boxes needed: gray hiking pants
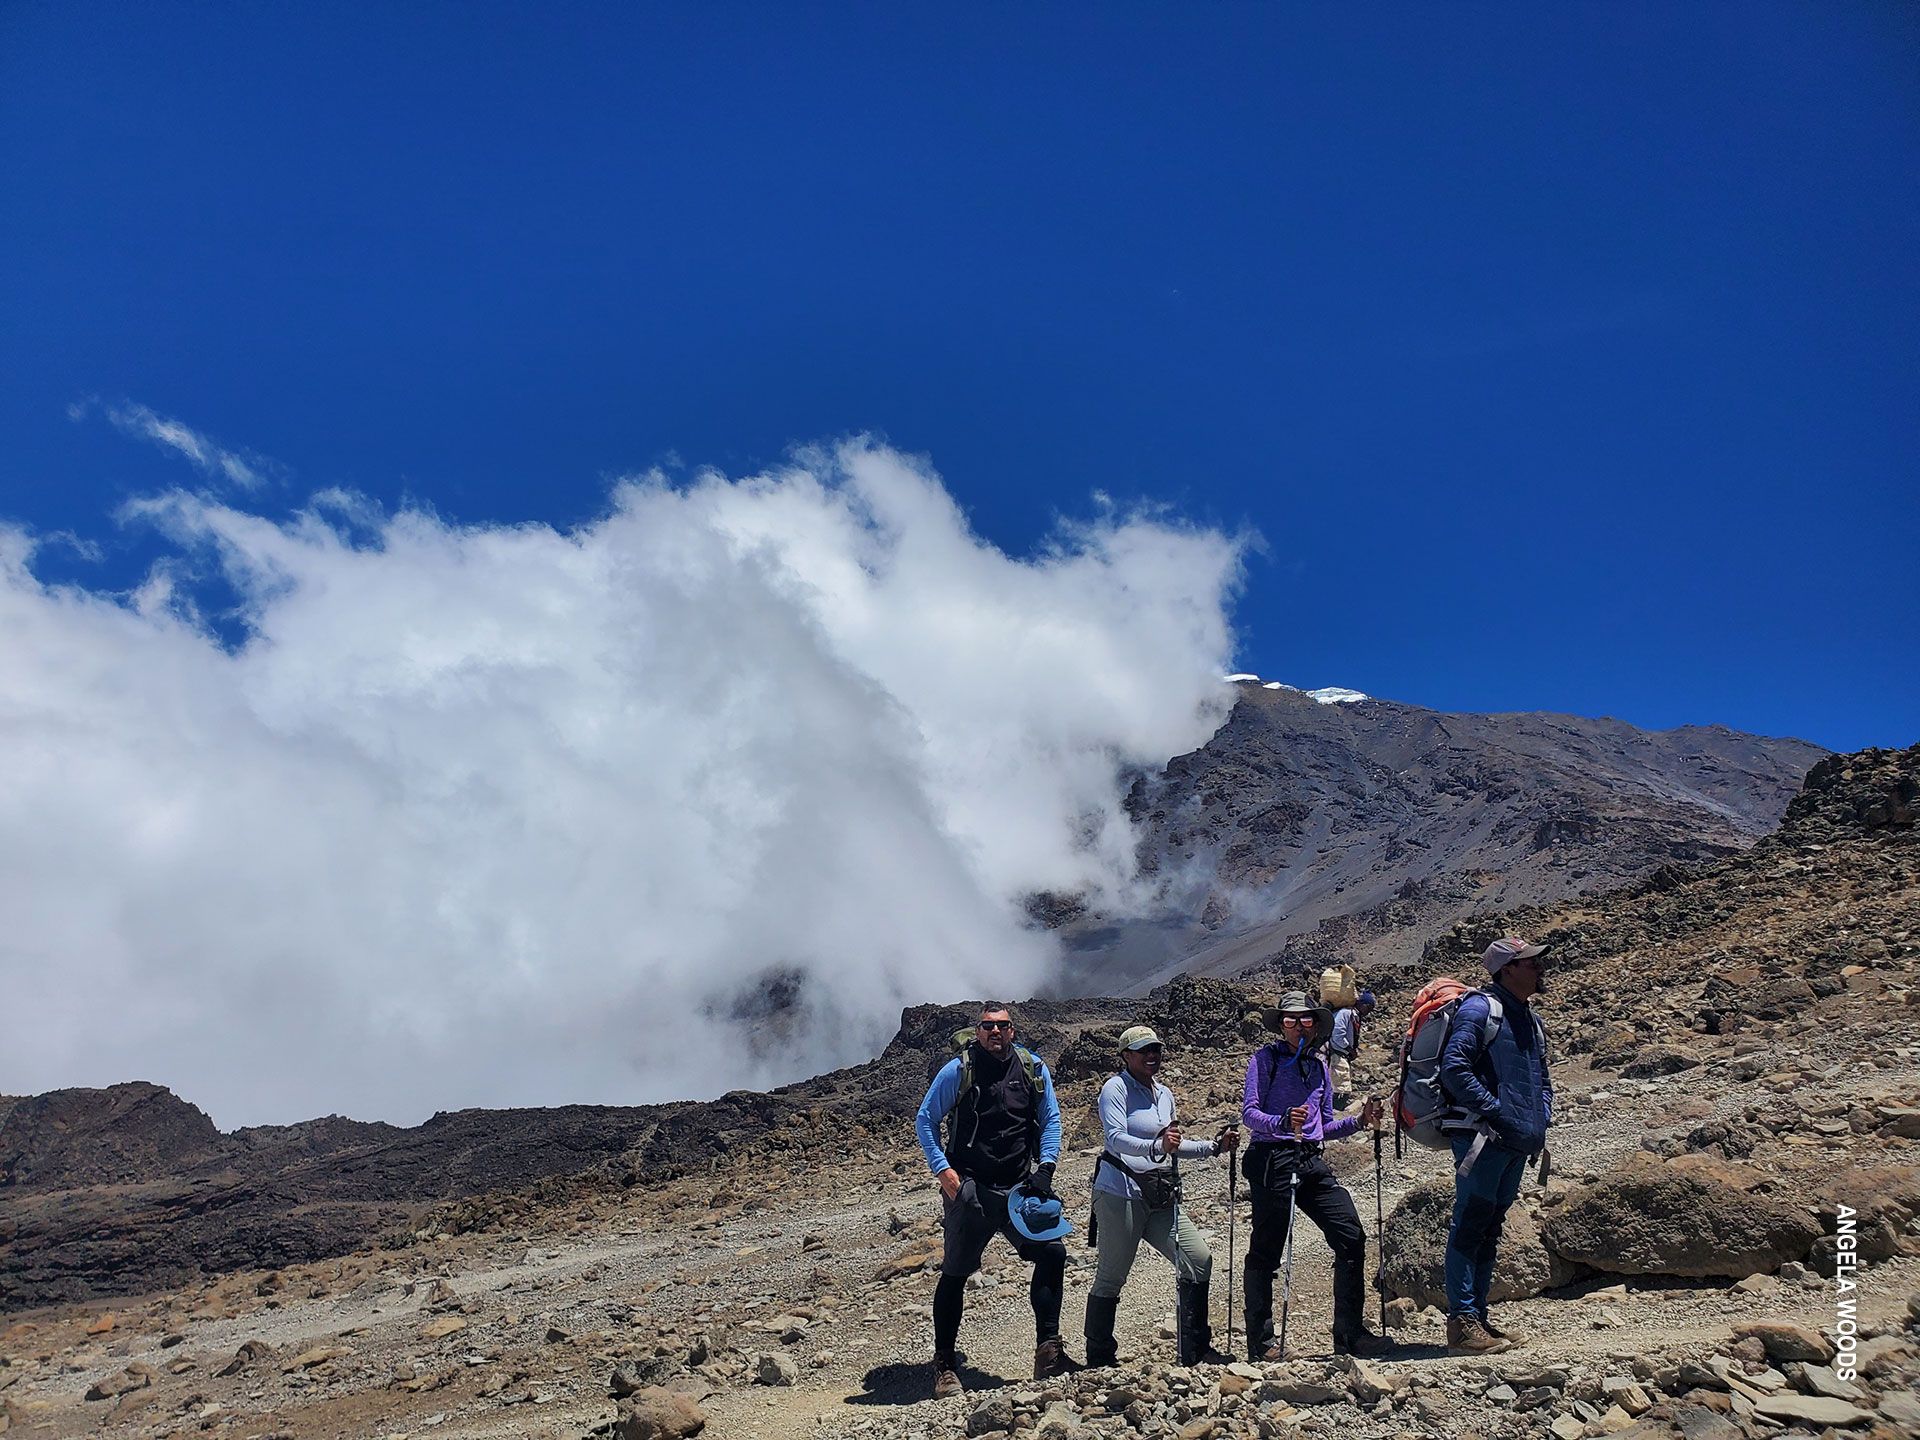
[1089,1189,1212,1299]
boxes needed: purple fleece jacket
[1241,1039,1360,1144]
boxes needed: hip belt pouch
[1103,1152,1181,1210]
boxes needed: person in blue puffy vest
[1438,936,1554,1356]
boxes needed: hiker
[1085,1025,1240,1368]
[915,1002,1081,1397]
[1240,991,1389,1358]
[1439,937,1553,1356]
[1328,991,1376,1105]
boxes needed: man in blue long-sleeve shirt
[1240,991,1387,1358]
[915,1002,1076,1396]
[1438,937,1554,1356]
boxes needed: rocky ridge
[1059,685,1826,989]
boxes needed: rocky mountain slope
[0,742,1914,1440]
[1056,684,1827,991]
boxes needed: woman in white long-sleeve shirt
[1085,1025,1239,1367]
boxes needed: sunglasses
[1279,1016,1307,1027]
[976,1020,1013,1031]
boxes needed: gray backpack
[1391,978,1507,1156]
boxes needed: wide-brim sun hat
[1007,1181,1074,1243]
[1259,989,1318,1032]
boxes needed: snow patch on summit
[1224,675,1370,704]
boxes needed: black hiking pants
[1241,1143,1366,1354]
[932,1178,1066,1354]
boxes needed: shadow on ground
[850,1357,1009,1406]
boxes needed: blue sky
[4,2,1915,752]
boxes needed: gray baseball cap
[1482,936,1547,975]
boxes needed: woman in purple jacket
[1240,991,1387,1358]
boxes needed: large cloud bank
[1,443,1240,1126]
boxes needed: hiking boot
[1333,1328,1393,1358]
[932,1354,963,1399]
[1445,1314,1510,1356]
[1083,1295,1120,1369]
[1174,1278,1232,1367]
[1033,1337,1083,1379]
[1478,1310,1525,1346]
[1257,1342,1291,1362]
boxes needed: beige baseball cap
[1117,1025,1163,1051]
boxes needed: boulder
[1378,1180,1588,1308]
[1145,975,1252,1050]
[1590,1024,1641,1069]
[967,1394,1016,1435]
[1033,1403,1079,1439]
[1671,1405,1741,1440]
[1541,1154,1821,1277]
[1731,1320,1834,1365]
[1620,1044,1701,1079]
[214,1340,272,1378]
[1752,1392,1873,1428]
[1345,1359,1397,1405]
[1258,1369,1347,1406]
[752,1353,798,1387]
[1052,1029,1123,1085]
[1788,1362,1865,1401]
[613,1387,706,1440]
[1881,1392,1920,1427]
[83,1366,150,1402]
[281,1345,351,1371]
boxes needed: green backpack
[947,1027,1045,1159]
[949,1026,1044,1098]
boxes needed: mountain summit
[1055,682,1827,989]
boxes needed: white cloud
[0,442,1241,1126]
[72,398,276,489]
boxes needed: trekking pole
[1372,1104,1386,1333]
[1225,1141,1237,1361]
[1277,1111,1302,1359]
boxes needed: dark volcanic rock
[0,1082,225,1188]
[0,992,1151,1310]
[1783,746,1919,836]
[1077,687,1826,985]
[1377,1179,1588,1309]
[1619,1043,1702,1078]
[1542,1154,1823,1278]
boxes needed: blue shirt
[915,1050,1063,1176]
[1093,1071,1216,1200]
[1330,1007,1360,1058]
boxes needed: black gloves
[1028,1162,1057,1201]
